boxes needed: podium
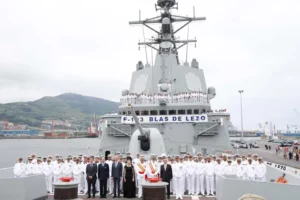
[52,182,80,200]
[142,181,168,200]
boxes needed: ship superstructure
[99,0,231,157]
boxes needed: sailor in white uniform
[41,157,47,168]
[224,160,235,175]
[105,155,113,194]
[255,157,266,182]
[203,93,207,103]
[235,158,245,179]
[31,154,37,165]
[147,155,159,178]
[26,157,35,176]
[186,155,196,195]
[82,155,89,194]
[62,157,73,177]
[34,158,44,175]
[245,158,256,181]
[196,156,206,196]
[168,94,172,103]
[199,91,203,103]
[204,157,215,196]
[73,157,84,192]
[241,155,248,166]
[214,158,224,193]
[53,157,63,183]
[43,159,54,193]
[184,92,189,103]
[252,154,259,167]
[14,157,26,178]
[136,156,147,198]
[172,155,183,199]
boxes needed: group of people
[279,146,300,161]
[120,91,208,105]
[14,152,267,199]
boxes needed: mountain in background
[0,93,119,127]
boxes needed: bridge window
[169,110,176,115]
[178,110,185,115]
[135,110,140,116]
[194,109,199,114]
[150,110,158,115]
[159,110,167,115]
[141,110,149,115]
[187,109,192,114]
[128,111,131,115]
[122,111,126,115]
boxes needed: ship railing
[120,96,208,105]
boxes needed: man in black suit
[160,157,173,199]
[86,156,98,198]
[98,156,109,198]
[111,156,123,198]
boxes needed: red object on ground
[59,177,74,182]
[139,171,144,174]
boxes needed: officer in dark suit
[160,157,173,199]
[111,156,123,198]
[98,157,109,198]
[86,156,98,198]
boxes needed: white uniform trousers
[213,174,216,193]
[179,176,185,199]
[53,174,61,183]
[138,178,144,198]
[187,175,195,194]
[120,177,123,191]
[173,178,182,199]
[170,179,173,193]
[45,175,53,192]
[185,175,189,192]
[196,174,205,195]
[80,174,85,192]
[205,175,214,195]
[74,174,83,192]
[84,174,88,193]
[108,177,113,194]
[96,178,100,192]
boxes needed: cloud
[0,0,300,130]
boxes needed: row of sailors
[14,153,266,198]
[133,153,266,199]
[120,91,208,105]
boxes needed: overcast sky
[0,0,299,130]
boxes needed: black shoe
[87,196,91,199]
[167,196,170,199]
[93,195,95,198]
[113,196,117,198]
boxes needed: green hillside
[0,93,119,127]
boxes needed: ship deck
[47,194,216,200]
[238,141,300,169]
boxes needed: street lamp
[238,90,244,139]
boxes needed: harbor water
[0,138,100,168]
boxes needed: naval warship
[99,0,231,157]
